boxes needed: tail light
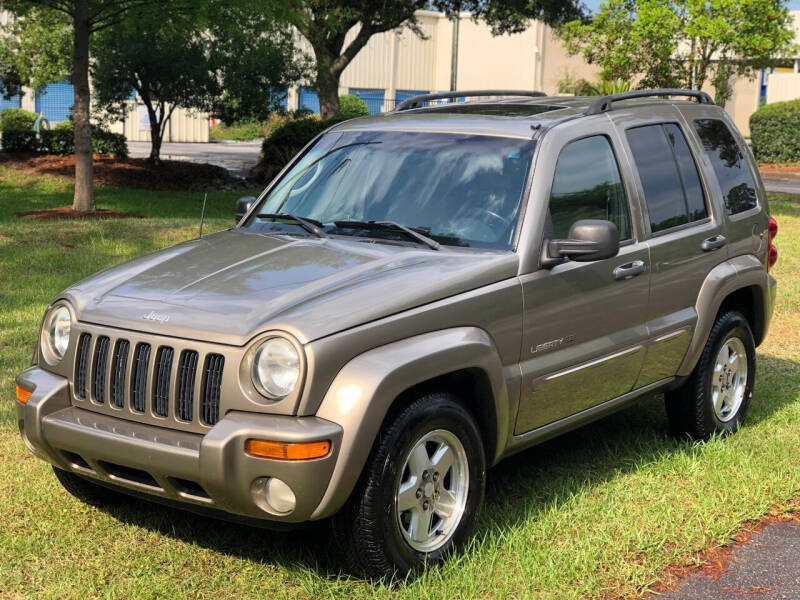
[767,216,778,271]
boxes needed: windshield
[242,130,535,250]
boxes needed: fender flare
[678,254,770,376]
[310,326,509,519]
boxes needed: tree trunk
[71,0,94,212]
[146,102,162,165]
[315,61,341,120]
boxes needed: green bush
[1,120,128,157]
[0,108,38,133]
[210,120,266,141]
[251,96,369,181]
[750,99,800,163]
[338,94,369,119]
[0,130,45,152]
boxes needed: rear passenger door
[612,109,726,387]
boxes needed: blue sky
[581,0,800,11]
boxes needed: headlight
[251,337,301,398]
[45,305,71,361]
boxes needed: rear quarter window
[692,118,757,215]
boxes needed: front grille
[201,354,224,426]
[91,336,111,403]
[110,340,129,408]
[176,351,199,422]
[74,333,91,399]
[152,347,174,417]
[72,331,224,429]
[131,343,151,413]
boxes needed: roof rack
[394,90,547,111]
[585,89,714,115]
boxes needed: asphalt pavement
[127,140,262,178]
[762,178,800,195]
[659,520,800,599]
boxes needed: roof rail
[394,90,547,111]
[585,88,714,115]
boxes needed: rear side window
[693,118,757,215]
[548,135,631,240]
[626,123,708,233]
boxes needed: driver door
[515,127,651,435]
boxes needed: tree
[3,0,164,212]
[208,3,310,125]
[286,0,584,119]
[559,0,797,105]
[92,5,219,163]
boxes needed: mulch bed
[759,162,800,180]
[0,152,249,191]
[17,206,144,221]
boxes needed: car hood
[62,230,519,346]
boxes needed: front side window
[547,135,631,240]
[693,118,757,215]
[626,123,708,233]
[243,131,535,250]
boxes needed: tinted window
[664,124,707,221]
[693,119,757,214]
[627,125,689,232]
[548,135,630,240]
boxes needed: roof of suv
[330,93,718,140]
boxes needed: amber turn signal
[15,385,32,404]
[245,438,331,460]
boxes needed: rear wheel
[333,392,486,579]
[666,310,756,439]
[52,466,123,508]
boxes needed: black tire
[52,466,124,508]
[332,392,486,579]
[666,310,756,440]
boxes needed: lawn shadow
[91,353,799,582]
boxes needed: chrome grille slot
[201,354,224,426]
[110,340,130,408]
[74,333,92,399]
[91,336,111,404]
[176,350,198,422]
[152,346,174,417]
[131,343,151,413]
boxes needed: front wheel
[666,310,756,439]
[333,393,486,579]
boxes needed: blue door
[349,88,385,115]
[299,87,320,114]
[0,94,21,112]
[35,82,74,122]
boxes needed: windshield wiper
[333,220,440,251]
[255,213,328,238]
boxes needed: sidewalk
[126,140,262,178]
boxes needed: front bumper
[15,366,342,523]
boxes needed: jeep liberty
[15,89,778,578]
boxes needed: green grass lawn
[1,165,799,599]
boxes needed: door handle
[613,260,646,280]
[701,234,727,252]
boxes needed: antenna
[198,192,208,238]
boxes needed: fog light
[15,385,32,404]
[252,476,296,514]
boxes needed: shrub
[338,94,369,119]
[251,96,367,181]
[1,119,128,157]
[0,108,38,133]
[750,99,800,163]
[210,120,266,141]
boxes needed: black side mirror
[542,219,620,266]
[235,196,257,222]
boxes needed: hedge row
[1,123,128,158]
[750,98,800,164]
